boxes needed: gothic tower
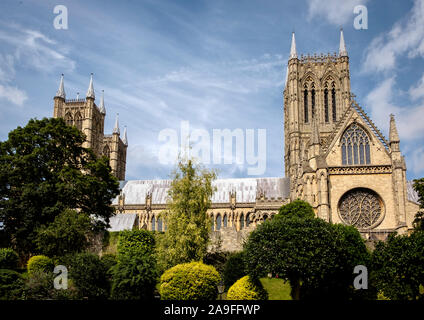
[53,74,128,180]
[283,30,351,199]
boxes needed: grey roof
[108,213,137,232]
[113,177,290,205]
[407,180,420,204]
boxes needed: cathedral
[53,74,128,180]
[54,31,420,251]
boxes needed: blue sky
[0,0,423,181]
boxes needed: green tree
[412,178,424,231]
[371,231,424,300]
[110,230,158,300]
[276,199,315,220]
[35,209,93,257]
[156,158,216,271]
[0,118,120,257]
[244,214,371,300]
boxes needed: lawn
[260,277,292,300]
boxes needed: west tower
[53,74,128,180]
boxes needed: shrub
[0,269,24,300]
[62,252,109,299]
[223,251,246,289]
[27,255,54,275]
[24,270,79,300]
[160,262,220,300]
[117,230,155,258]
[0,248,19,269]
[226,276,268,300]
[110,252,158,300]
[101,253,117,273]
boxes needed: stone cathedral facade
[108,31,419,251]
[53,74,128,180]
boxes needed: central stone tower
[283,30,352,197]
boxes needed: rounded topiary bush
[27,255,54,275]
[0,248,19,269]
[226,276,268,300]
[160,262,220,300]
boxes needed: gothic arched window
[151,216,155,231]
[324,87,329,123]
[332,82,337,122]
[304,85,309,123]
[311,83,316,118]
[216,214,221,231]
[157,217,163,232]
[245,213,250,227]
[341,124,370,165]
[240,213,244,229]
[103,145,110,159]
[74,112,83,131]
[64,112,73,126]
[223,214,227,228]
[338,188,383,229]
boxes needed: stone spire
[389,114,400,143]
[86,73,95,99]
[122,126,128,146]
[99,90,106,114]
[55,74,66,99]
[113,113,120,135]
[339,28,348,57]
[290,32,297,59]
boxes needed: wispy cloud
[362,0,424,73]
[307,0,369,25]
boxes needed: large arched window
[240,213,244,229]
[245,213,250,227]
[223,214,227,228]
[341,124,370,165]
[311,83,316,118]
[338,188,383,229]
[157,217,163,232]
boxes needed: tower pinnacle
[113,113,120,135]
[339,28,348,57]
[123,126,128,146]
[389,114,400,143]
[99,90,106,114]
[86,73,95,99]
[55,74,66,99]
[290,32,297,59]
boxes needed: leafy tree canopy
[0,117,119,256]
[371,231,424,300]
[244,215,371,300]
[276,199,315,220]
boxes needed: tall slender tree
[156,157,216,272]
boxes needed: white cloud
[0,84,28,106]
[409,73,424,101]
[307,0,369,25]
[363,0,424,73]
